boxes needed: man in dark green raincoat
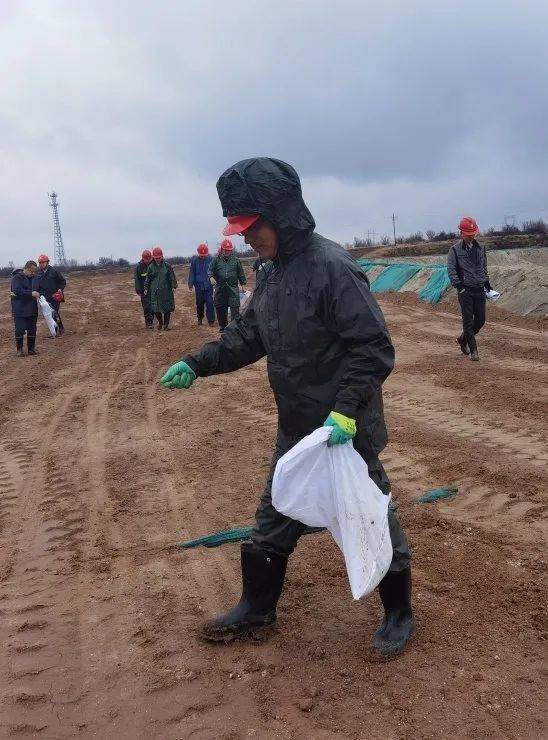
[160,158,415,657]
[145,246,178,330]
[209,238,247,330]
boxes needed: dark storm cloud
[0,0,546,264]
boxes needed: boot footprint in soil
[372,568,416,657]
[201,542,287,642]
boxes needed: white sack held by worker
[239,289,252,308]
[272,426,393,600]
[38,295,58,337]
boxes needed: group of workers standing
[9,254,66,356]
[134,239,248,332]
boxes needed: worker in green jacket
[144,246,178,330]
[209,239,246,330]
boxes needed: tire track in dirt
[386,391,548,470]
[382,442,547,545]
[0,389,91,736]
[115,351,271,736]
[124,351,315,738]
[1,271,546,738]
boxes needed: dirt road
[0,268,546,739]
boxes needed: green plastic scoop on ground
[176,527,253,549]
[415,487,458,504]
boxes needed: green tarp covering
[369,264,422,293]
[419,268,452,304]
[356,258,451,304]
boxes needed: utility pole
[392,214,397,245]
[48,191,68,265]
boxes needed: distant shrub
[425,230,436,241]
[500,224,521,235]
[522,219,546,235]
[405,231,424,243]
[433,230,457,241]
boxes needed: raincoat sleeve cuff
[183,357,201,377]
[333,401,359,419]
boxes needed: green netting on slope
[369,264,422,293]
[357,258,451,304]
[419,268,452,304]
[359,260,375,273]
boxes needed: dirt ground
[0,267,546,739]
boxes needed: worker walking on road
[448,217,492,361]
[33,254,66,336]
[11,260,39,357]
[160,157,414,657]
[134,249,154,328]
[145,247,178,331]
[188,243,215,326]
[209,239,247,330]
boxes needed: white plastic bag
[38,295,58,337]
[272,427,392,599]
[239,289,252,308]
[485,289,500,301]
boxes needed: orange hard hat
[152,246,163,258]
[459,216,479,237]
[38,254,50,263]
[220,239,234,253]
[142,249,152,263]
[197,243,209,256]
[222,214,260,236]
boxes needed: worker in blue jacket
[10,260,39,357]
[188,243,215,326]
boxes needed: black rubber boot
[470,350,480,361]
[27,336,38,355]
[372,568,415,656]
[456,335,469,355]
[201,542,288,643]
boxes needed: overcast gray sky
[1,0,547,265]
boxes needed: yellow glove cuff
[330,411,357,436]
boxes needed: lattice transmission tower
[48,191,68,265]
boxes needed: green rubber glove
[324,411,357,446]
[161,360,196,390]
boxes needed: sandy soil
[0,267,546,739]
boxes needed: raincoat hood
[216,157,316,259]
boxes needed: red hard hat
[197,243,209,256]
[142,249,152,263]
[38,254,50,263]
[220,238,234,253]
[222,214,260,236]
[459,216,479,237]
[152,246,163,258]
